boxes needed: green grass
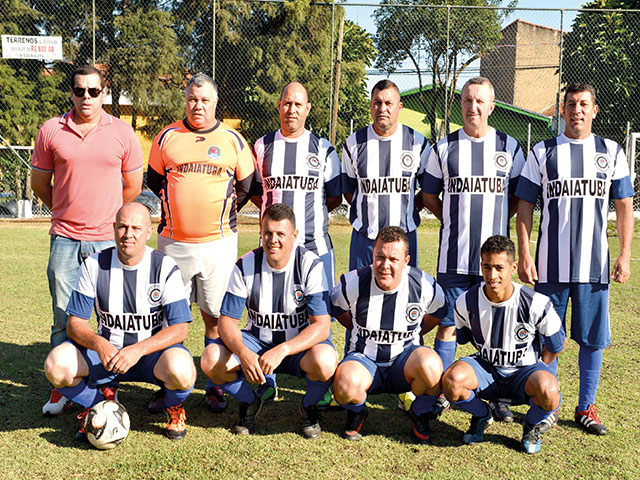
[1,219,639,479]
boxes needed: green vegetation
[0,219,639,479]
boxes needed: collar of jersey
[182,118,221,134]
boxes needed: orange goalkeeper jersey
[148,119,255,242]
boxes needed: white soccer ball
[84,400,130,450]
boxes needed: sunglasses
[72,87,103,98]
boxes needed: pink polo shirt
[32,109,143,241]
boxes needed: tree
[561,1,640,144]
[374,0,513,142]
[173,0,375,145]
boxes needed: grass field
[1,218,639,480]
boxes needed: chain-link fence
[1,2,639,218]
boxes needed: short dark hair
[263,203,296,229]
[481,235,515,263]
[186,73,218,97]
[563,83,596,105]
[71,65,105,90]
[374,226,409,256]
[371,79,400,98]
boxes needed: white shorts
[157,233,238,318]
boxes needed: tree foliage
[561,1,640,144]
[374,0,513,142]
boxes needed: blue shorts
[535,282,610,348]
[71,340,191,388]
[341,345,424,394]
[437,272,484,328]
[348,228,418,271]
[216,331,336,378]
[460,355,555,405]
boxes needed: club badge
[294,285,305,305]
[594,153,610,172]
[406,304,423,324]
[208,146,221,160]
[401,152,414,170]
[147,285,162,306]
[514,324,529,342]
[494,152,510,170]
[307,154,320,169]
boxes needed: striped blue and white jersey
[341,124,429,239]
[454,283,565,374]
[220,245,330,345]
[515,134,634,284]
[422,128,525,276]
[331,266,447,363]
[66,246,192,349]
[254,129,341,256]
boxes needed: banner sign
[2,35,63,60]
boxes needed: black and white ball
[84,400,130,450]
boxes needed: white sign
[1,35,63,60]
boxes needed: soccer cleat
[427,393,450,420]
[100,385,118,402]
[233,392,263,435]
[300,403,322,439]
[256,382,279,404]
[316,389,334,411]
[539,410,559,434]
[489,401,514,423]
[165,404,187,440]
[462,408,494,444]
[522,421,542,454]
[408,406,432,444]
[42,388,73,416]
[205,386,228,413]
[575,404,608,435]
[75,408,90,441]
[342,406,368,441]
[397,391,416,412]
[147,387,165,414]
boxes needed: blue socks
[303,378,332,408]
[59,380,104,408]
[411,394,438,416]
[339,400,366,413]
[219,376,255,404]
[434,339,457,371]
[164,386,193,408]
[578,346,602,411]
[454,390,489,417]
[525,394,561,425]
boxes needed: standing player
[43,203,197,440]
[342,79,429,270]
[331,226,448,443]
[147,73,255,413]
[200,204,336,438]
[252,82,342,401]
[421,77,525,420]
[32,65,144,415]
[442,235,565,454]
[516,83,634,435]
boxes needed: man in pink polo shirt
[31,64,144,415]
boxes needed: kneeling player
[44,203,197,441]
[331,226,448,443]
[442,235,565,454]
[200,203,337,438]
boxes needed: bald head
[281,82,308,103]
[278,82,311,138]
[114,202,153,265]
